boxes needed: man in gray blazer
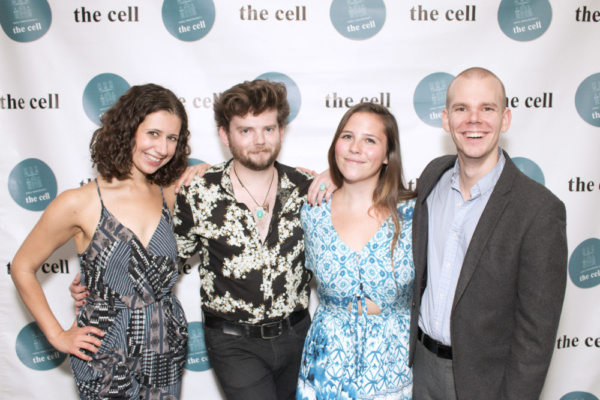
[409,67,567,399]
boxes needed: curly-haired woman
[12,84,190,399]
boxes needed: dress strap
[159,186,169,209]
[93,178,105,209]
[159,186,174,225]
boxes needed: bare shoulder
[48,182,90,212]
[49,181,102,232]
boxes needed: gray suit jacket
[409,152,567,399]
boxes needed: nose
[349,138,360,153]
[254,130,266,145]
[155,137,168,156]
[468,109,481,123]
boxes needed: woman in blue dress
[11,84,190,399]
[297,102,416,400]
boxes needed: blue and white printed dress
[297,199,415,400]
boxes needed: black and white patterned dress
[71,181,188,400]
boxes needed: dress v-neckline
[104,206,163,251]
[327,201,388,254]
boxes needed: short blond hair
[446,67,506,110]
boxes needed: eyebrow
[341,130,380,138]
[451,101,499,108]
[236,124,278,130]
[145,127,179,136]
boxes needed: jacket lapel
[452,153,518,309]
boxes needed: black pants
[204,314,310,400]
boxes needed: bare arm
[11,190,104,361]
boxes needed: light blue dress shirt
[418,149,505,345]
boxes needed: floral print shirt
[174,159,313,324]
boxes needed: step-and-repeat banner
[1,1,599,399]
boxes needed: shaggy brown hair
[90,84,190,185]
[214,79,290,131]
[328,102,415,256]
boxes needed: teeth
[466,133,483,138]
[146,154,161,162]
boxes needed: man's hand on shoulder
[174,163,212,194]
[305,169,336,206]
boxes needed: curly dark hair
[90,83,190,185]
[214,79,290,131]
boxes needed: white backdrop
[1,1,599,399]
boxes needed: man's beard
[230,142,281,171]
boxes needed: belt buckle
[260,321,282,339]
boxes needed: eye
[340,133,352,140]
[168,135,179,142]
[483,106,495,112]
[265,127,274,132]
[365,137,376,144]
[455,107,466,112]
[148,130,159,137]
[241,128,250,134]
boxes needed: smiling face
[334,111,388,186]
[443,75,511,172]
[131,110,181,178]
[219,109,283,171]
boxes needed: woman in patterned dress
[11,84,190,399]
[297,102,416,399]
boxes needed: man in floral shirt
[174,79,315,400]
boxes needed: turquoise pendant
[256,207,265,220]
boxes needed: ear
[278,125,285,140]
[441,109,451,132]
[219,126,230,147]
[500,108,512,133]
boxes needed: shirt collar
[221,159,296,198]
[450,147,505,200]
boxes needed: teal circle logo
[0,0,51,42]
[413,72,454,128]
[16,322,67,370]
[184,322,211,372]
[256,72,301,124]
[330,0,386,40]
[188,158,205,166]
[498,0,552,41]
[569,238,600,289]
[575,73,600,128]
[560,393,599,400]
[8,158,57,211]
[512,157,545,185]
[162,0,215,41]
[82,73,130,125]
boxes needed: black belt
[203,309,308,339]
[418,327,453,360]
